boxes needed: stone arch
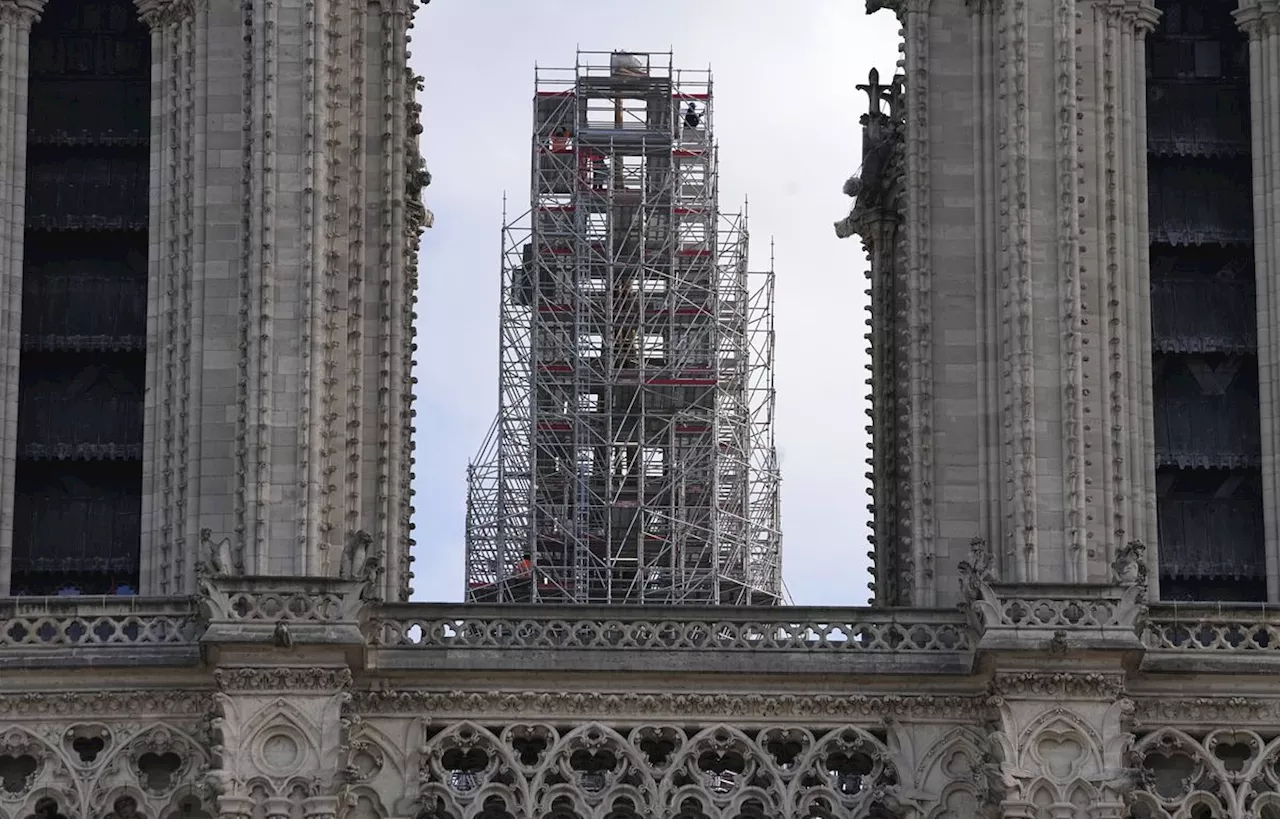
[924,784,987,819]
[417,722,528,817]
[914,726,989,798]
[1131,727,1236,819]
[15,790,73,819]
[344,786,388,819]
[661,724,781,816]
[530,722,657,817]
[345,722,404,813]
[92,722,210,804]
[784,725,899,819]
[1,729,78,819]
[238,701,325,786]
[158,789,213,819]
[95,787,152,819]
[1015,710,1105,787]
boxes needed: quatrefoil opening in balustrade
[631,725,682,771]
[507,730,549,768]
[1141,747,1200,802]
[0,753,38,795]
[695,749,747,795]
[136,751,183,792]
[441,748,490,793]
[68,729,108,765]
[762,734,806,772]
[567,748,619,793]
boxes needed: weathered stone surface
[4,568,1280,817]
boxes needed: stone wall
[3,548,1280,817]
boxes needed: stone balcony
[4,548,1280,818]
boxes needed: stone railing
[372,603,970,651]
[0,595,201,668]
[0,595,198,647]
[1143,603,1280,651]
[370,603,976,675]
[1138,603,1280,673]
[8,593,1280,669]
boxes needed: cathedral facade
[4,0,1280,818]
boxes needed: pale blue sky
[408,1,902,604]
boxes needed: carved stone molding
[212,667,354,693]
[990,672,1127,701]
[1130,726,1280,817]
[0,0,44,25]
[0,720,213,819]
[133,0,198,27]
[411,720,905,819]
[1134,697,1280,727]
[350,690,988,723]
[0,691,212,718]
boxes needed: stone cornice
[0,690,213,718]
[350,689,988,723]
[990,671,1127,701]
[213,667,353,693]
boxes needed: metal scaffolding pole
[465,50,781,606]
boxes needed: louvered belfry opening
[12,0,150,595]
[1146,0,1263,601]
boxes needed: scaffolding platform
[465,50,781,607]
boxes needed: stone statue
[339,530,381,582]
[197,529,236,578]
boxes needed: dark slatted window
[1146,0,1263,601]
[11,0,149,596]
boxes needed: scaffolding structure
[465,50,781,606]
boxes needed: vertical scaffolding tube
[465,50,781,606]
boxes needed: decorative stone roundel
[259,733,301,774]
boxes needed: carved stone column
[0,0,45,596]
[131,0,200,595]
[1076,0,1160,589]
[1233,0,1280,601]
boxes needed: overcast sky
[408,1,902,605]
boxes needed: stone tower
[841,0,1280,607]
[0,0,430,599]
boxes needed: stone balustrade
[3,567,1280,818]
[8,591,1280,662]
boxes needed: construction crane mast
[465,50,781,606]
